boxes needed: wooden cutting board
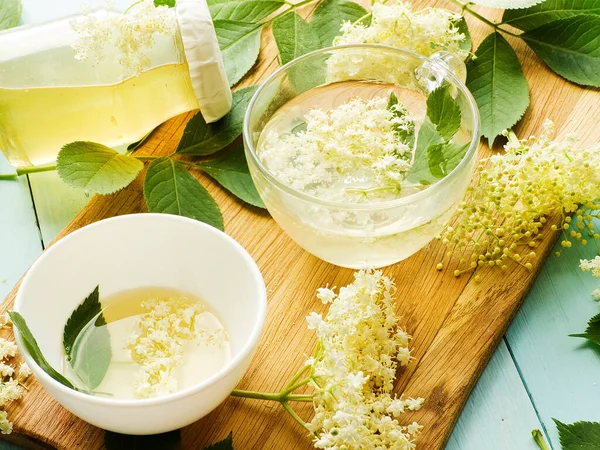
[2,2,600,449]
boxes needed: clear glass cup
[244,44,480,269]
[0,3,230,169]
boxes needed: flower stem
[281,401,310,430]
[448,0,520,38]
[0,163,58,180]
[134,155,160,161]
[286,394,314,402]
[531,430,551,450]
[280,377,312,397]
[230,389,282,402]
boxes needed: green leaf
[310,0,367,47]
[177,86,257,156]
[197,147,265,208]
[209,0,283,22]
[154,0,175,7]
[9,311,75,390]
[554,419,600,450]
[63,286,111,390]
[502,0,600,31]
[215,20,263,87]
[144,158,224,230]
[205,433,234,450]
[272,11,320,65]
[521,15,600,87]
[387,92,415,148]
[569,312,600,345]
[466,32,529,141]
[425,85,461,141]
[454,17,472,54]
[57,142,144,195]
[0,0,22,30]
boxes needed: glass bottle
[0,0,231,168]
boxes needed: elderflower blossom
[259,96,415,202]
[18,363,31,379]
[126,297,228,398]
[326,2,467,84]
[439,120,600,275]
[71,0,178,77]
[0,339,17,361]
[581,257,600,300]
[0,411,12,435]
[306,270,424,449]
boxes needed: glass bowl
[243,44,480,269]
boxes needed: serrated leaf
[57,142,144,195]
[154,0,175,7]
[63,286,111,390]
[205,433,234,450]
[144,158,224,230]
[425,85,461,141]
[406,120,444,185]
[467,32,529,141]
[209,0,283,22]
[177,86,258,155]
[215,20,263,87]
[9,311,75,390]
[454,17,472,54]
[569,312,600,345]
[0,0,22,30]
[503,0,600,31]
[311,0,367,47]
[387,92,415,147]
[272,11,320,65]
[554,419,600,450]
[468,0,544,8]
[197,147,265,208]
[522,15,600,87]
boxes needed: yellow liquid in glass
[0,63,199,168]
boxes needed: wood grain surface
[2,1,600,449]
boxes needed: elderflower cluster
[0,314,32,435]
[306,270,424,449]
[326,1,467,84]
[439,120,600,275]
[71,0,178,77]
[580,257,600,300]
[259,96,415,202]
[125,297,227,398]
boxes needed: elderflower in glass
[244,45,479,268]
[0,0,231,168]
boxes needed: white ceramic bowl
[13,214,267,435]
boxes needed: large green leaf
[272,11,320,65]
[502,0,600,31]
[310,0,367,47]
[205,433,234,450]
[0,0,21,30]
[197,147,265,208]
[57,142,144,195]
[554,419,600,450]
[522,15,600,87]
[63,286,111,391]
[454,17,472,54]
[209,0,283,22]
[9,312,75,390]
[569,312,600,345]
[466,32,529,141]
[177,86,258,156]
[215,20,263,87]
[144,158,224,230]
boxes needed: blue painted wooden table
[2,2,599,449]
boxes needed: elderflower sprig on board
[580,257,600,300]
[438,120,600,277]
[0,314,33,435]
[231,270,424,450]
